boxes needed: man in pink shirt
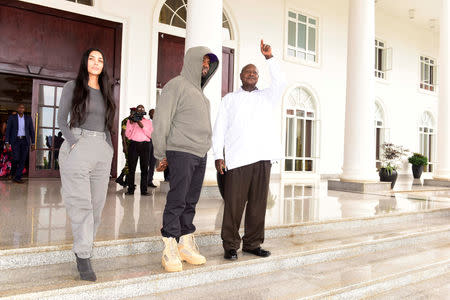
[125,104,153,195]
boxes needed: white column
[185,0,223,181]
[435,0,450,180]
[341,0,378,182]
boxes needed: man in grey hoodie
[152,46,219,272]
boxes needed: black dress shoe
[115,177,127,187]
[224,249,238,260]
[242,247,271,257]
[125,190,134,195]
[75,254,97,282]
[148,182,157,188]
[13,178,24,184]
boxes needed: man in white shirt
[213,40,286,260]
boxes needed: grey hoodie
[152,46,219,160]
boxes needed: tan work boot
[178,234,206,265]
[162,237,182,272]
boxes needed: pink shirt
[125,118,153,142]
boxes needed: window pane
[305,160,313,171]
[159,5,174,25]
[35,150,53,170]
[297,51,306,60]
[430,66,434,85]
[288,21,296,47]
[420,62,424,82]
[298,14,307,22]
[285,159,293,171]
[308,27,316,52]
[429,135,433,161]
[377,48,383,71]
[36,128,53,150]
[308,18,316,25]
[296,110,305,117]
[164,0,183,11]
[287,109,294,115]
[424,64,429,83]
[40,85,55,106]
[288,11,296,19]
[38,106,55,128]
[171,14,186,28]
[296,119,304,157]
[295,160,303,171]
[305,120,312,157]
[307,112,314,118]
[288,49,296,57]
[77,0,92,5]
[297,23,307,49]
[287,118,295,156]
[306,54,315,62]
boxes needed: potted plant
[408,153,428,179]
[379,143,409,189]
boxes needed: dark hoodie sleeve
[152,82,179,160]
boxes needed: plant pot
[412,165,423,179]
[379,168,398,189]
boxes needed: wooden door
[157,33,235,95]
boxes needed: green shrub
[408,153,428,166]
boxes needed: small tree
[380,143,409,175]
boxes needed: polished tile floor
[0,177,449,250]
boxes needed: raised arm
[261,40,287,102]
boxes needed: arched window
[158,0,233,41]
[374,101,385,169]
[419,111,436,172]
[284,87,317,172]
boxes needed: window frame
[285,8,320,67]
[418,112,436,173]
[375,39,386,80]
[419,55,437,93]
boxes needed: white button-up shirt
[17,114,25,137]
[213,58,287,170]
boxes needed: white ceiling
[376,0,441,32]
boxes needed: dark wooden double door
[0,0,122,177]
[157,33,235,96]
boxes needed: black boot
[115,171,127,187]
[75,254,97,282]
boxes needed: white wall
[20,0,440,179]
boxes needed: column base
[328,179,391,193]
[424,178,450,187]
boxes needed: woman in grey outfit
[57,48,115,281]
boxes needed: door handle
[35,112,38,146]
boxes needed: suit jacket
[5,114,35,146]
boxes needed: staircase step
[144,242,450,300]
[1,219,449,299]
[1,208,449,270]
[369,272,450,299]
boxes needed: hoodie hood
[181,46,219,90]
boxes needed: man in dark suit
[5,104,35,183]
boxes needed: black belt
[17,136,25,140]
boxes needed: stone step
[146,242,450,300]
[1,207,449,271]
[1,219,449,299]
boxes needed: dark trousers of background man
[127,141,150,193]
[147,139,156,185]
[221,160,272,251]
[11,138,29,180]
[161,150,206,238]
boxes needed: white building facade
[18,0,449,183]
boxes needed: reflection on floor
[0,177,449,250]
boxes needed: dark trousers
[221,160,272,251]
[11,139,29,180]
[147,140,156,184]
[127,141,150,193]
[161,150,207,238]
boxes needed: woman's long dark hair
[70,48,116,133]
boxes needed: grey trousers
[59,128,113,258]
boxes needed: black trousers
[147,140,156,184]
[221,160,271,251]
[161,150,207,238]
[11,139,29,180]
[127,141,150,193]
